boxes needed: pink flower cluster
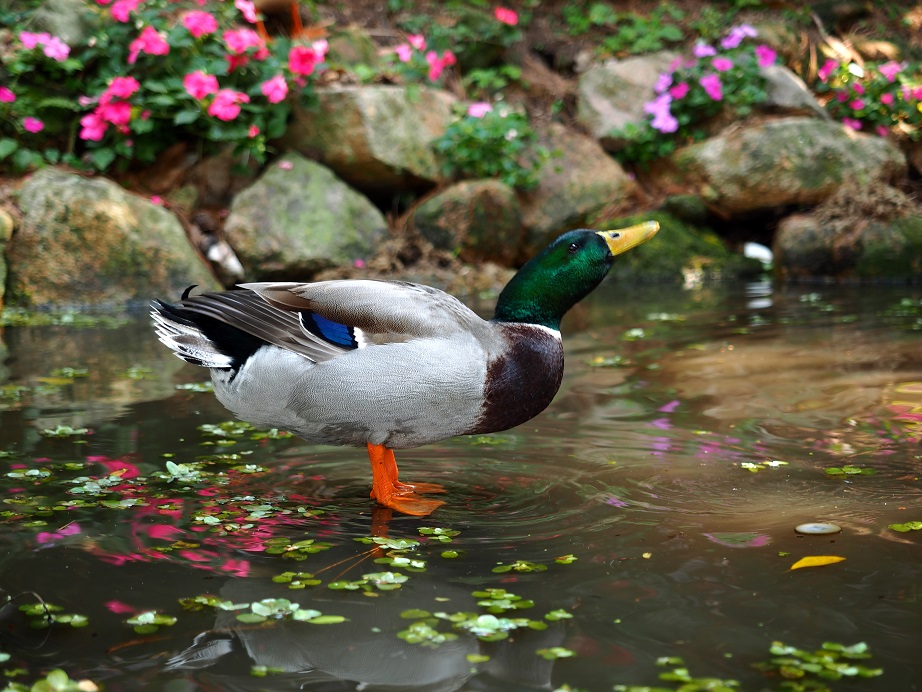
[128,26,170,64]
[392,33,456,82]
[19,31,70,61]
[494,7,518,25]
[79,75,142,141]
[644,25,776,134]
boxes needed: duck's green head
[492,221,659,329]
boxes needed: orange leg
[367,443,445,516]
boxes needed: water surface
[0,281,920,691]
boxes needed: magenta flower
[182,10,218,38]
[235,0,258,22]
[425,50,456,82]
[755,45,776,68]
[669,82,689,99]
[98,100,132,125]
[876,125,889,137]
[721,24,757,49]
[881,92,894,106]
[107,76,140,99]
[79,112,108,141]
[644,93,678,133]
[654,72,672,94]
[111,0,140,22]
[494,7,518,25]
[42,36,70,61]
[712,56,734,72]
[183,70,219,99]
[700,74,723,100]
[224,28,264,55]
[817,59,838,82]
[852,83,865,95]
[394,44,412,62]
[207,89,249,121]
[248,124,260,137]
[288,44,321,76]
[19,31,49,49]
[0,87,15,103]
[23,117,44,133]
[842,117,862,130]
[467,101,493,118]
[260,74,289,103]
[849,99,865,110]
[407,34,426,50]
[128,26,169,64]
[878,61,904,82]
[693,42,716,58]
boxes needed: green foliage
[433,105,548,189]
[755,641,883,688]
[126,610,176,634]
[462,65,524,97]
[19,602,89,629]
[889,520,922,532]
[562,2,685,56]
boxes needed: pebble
[795,522,841,535]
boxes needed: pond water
[0,280,921,691]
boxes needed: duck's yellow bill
[596,221,660,257]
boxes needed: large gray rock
[412,180,523,265]
[760,65,829,119]
[282,85,457,191]
[224,153,388,279]
[650,117,907,214]
[519,123,637,253]
[7,168,219,308]
[576,51,679,152]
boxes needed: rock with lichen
[7,168,219,308]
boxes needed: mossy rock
[853,217,922,280]
[591,211,762,282]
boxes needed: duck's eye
[568,242,580,254]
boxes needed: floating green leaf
[889,521,922,532]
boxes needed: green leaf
[173,109,200,126]
[90,147,117,171]
[306,615,347,624]
[0,139,18,160]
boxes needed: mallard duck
[151,222,658,515]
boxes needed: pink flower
[288,44,321,75]
[693,42,716,58]
[128,26,169,64]
[98,100,132,125]
[150,195,163,206]
[852,83,865,95]
[755,45,776,68]
[467,101,493,117]
[395,43,412,62]
[19,31,50,49]
[224,28,264,54]
[183,70,219,99]
[248,124,260,137]
[712,56,734,72]
[668,82,689,99]
[407,34,426,50]
[721,24,757,49]
[494,7,518,25]
[111,0,141,22]
[881,92,894,106]
[107,76,140,99]
[182,11,218,38]
[260,74,288,103]
[425,50,456,82]
[0,87,15,103]
[235,0,258,22]
[849,99,864,110]
[79,111,108,141]
[207,89,249,121]
[817,59,838,82]
[23,117,44,133]
[700,74,723,100]
[876,125,889,137]
[878,61,904,82]
[842,117,862,130]
[835,90,848,102]
[644,93,677,133]
[654,72,672,94]
[42,36,70,61]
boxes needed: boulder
[412,180,522,265]
[650,117,906,214]
[282,85,457,191]
[760,65,829,119]
[576,51,679,152]
[519,123,637,254]
[7,168,219,308]
[224,153,388,279]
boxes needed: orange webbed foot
[367,443,445,516]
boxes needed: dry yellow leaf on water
[789,555,846,571]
